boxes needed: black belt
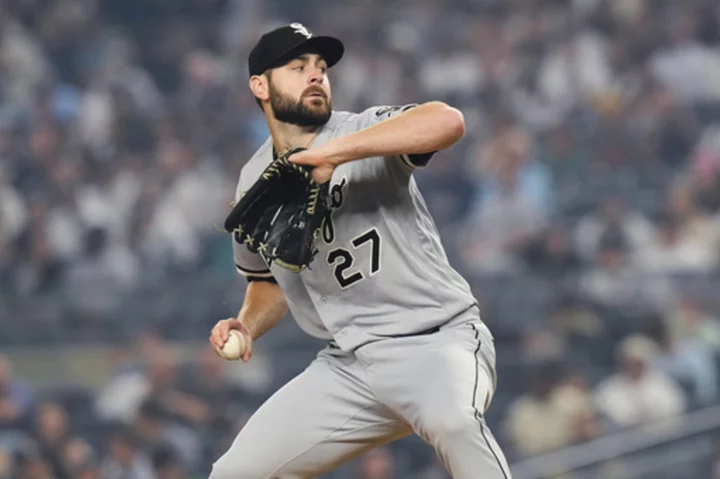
[394,325,442,338]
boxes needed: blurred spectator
[108,328,174,377]
[550,297,606,343]
[94,364,151,423]
[509,70,566,133]
[32,402,72,479]
[649,12,720,103]
[131,399,201,473]
[14,222,65,297]
[140,142,231,269]
[472,127,554,216]
[100,429,154,479]
[537,29,614,113]
[0,20,48,109]
[594,335,687,428]
[640,212,718,273]
[414,150,476,230]
[666,295,720,350]
[58,437,96,478]
[177,349,238,426]
[74,463,101,479]
[667,182,720,256]
[538,125,591,179]
[357,447,395,479]
[15,452,57,479]
[63,227,138,330]
[0,449,10,479]
[463,127,553,272]
[0,355,35,427]
[96,333,209,468]
[0,167,27,257]
[520,329,568,364]
[575,196,655,263]
[627,78,701,168]
[95,346,177,423]
[689,125,720,215]
[553,372,600,440]
[647,317,719,407]
[152,444,187,479]
[521,224,582,278]
[506,362,597,457]
[579,229,674,312]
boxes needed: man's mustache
[302,87,327,100]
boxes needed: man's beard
[269,83,331,128]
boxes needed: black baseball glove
[224,147,330,273]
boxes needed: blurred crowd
[0,331,419,479]
[2,0,720,477]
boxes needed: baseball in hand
[216,330,247,360]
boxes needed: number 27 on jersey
[322,178,382,289]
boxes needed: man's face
[264,53,332,127]
[600,248,624,271]
[624,357,646,381]
[110,437,135,466]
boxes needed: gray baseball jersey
[232,105,478,352]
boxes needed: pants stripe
[471,324,510,479]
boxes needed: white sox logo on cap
[290,23,313,39]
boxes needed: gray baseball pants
[209,315,511,479]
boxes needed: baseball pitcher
[208,23,511,479]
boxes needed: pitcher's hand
[289,148,336,184]
[209,318,253,362]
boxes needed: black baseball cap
[248,23,344,77]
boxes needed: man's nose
[308,68,325,85]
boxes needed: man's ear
[249,74,269,102]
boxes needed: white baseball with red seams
[216,330,246,360]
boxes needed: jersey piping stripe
[471,324,509,479]
[235,263,273,278]
[399,153,416,168]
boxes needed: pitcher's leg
[209,351,410,479]
[366,322,511,479]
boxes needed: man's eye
[294,66,304,72]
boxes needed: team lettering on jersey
[322,176,347,245]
